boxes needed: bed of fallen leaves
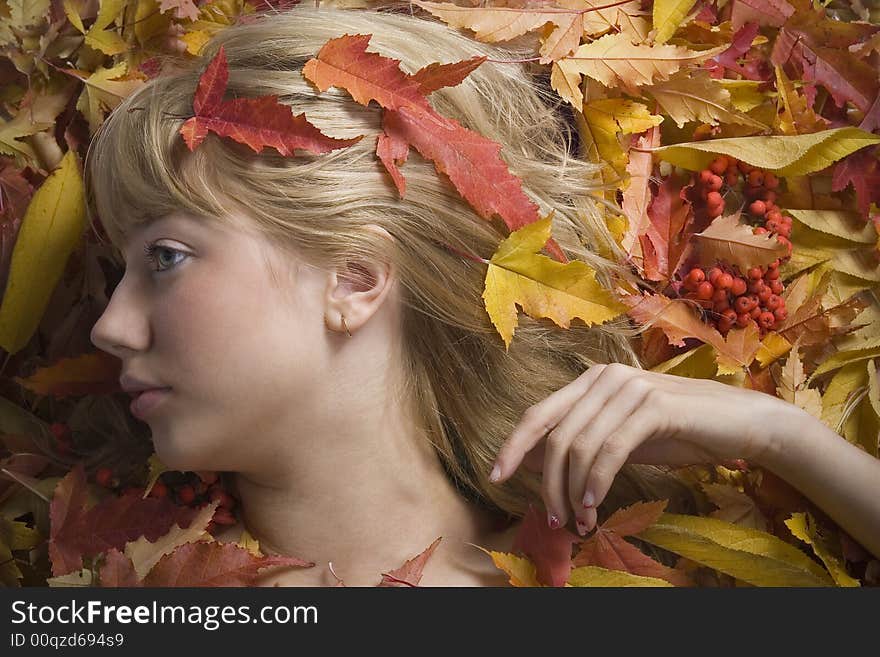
[1,0,879,587]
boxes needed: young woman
[85,4,880,586]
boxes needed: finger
[567,377,653,534]
[490,363,610,484]
[538,365,633,530]
[582,400,669,532]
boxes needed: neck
[228,416,503,586]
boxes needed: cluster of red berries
[92,466,237,534]
[682,261,787,334]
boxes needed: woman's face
[90,210,328,473]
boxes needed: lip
[130,388,172,419]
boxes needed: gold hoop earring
[341,314,353,338]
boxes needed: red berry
[747,170,765,187]
[707,204,724,219]
[708,267,724,284]
[766,210,783,223]
[706,191,723,206]
[764,172,779,189]
[765,267,780,280]
[725,171,740,186]
[717,318,733,333]
[696,281,715,300]
[765,218,782,233]
[734,296,753,314]
[712,288,729,303]
[722,308,738,322]
[753,226,768,235]
[758,287,772,302]
[730,277,747,296]
[758,311,776,329]
[749,306,762,319]
[699,169,714,185]
[773,306,788,322]
[777,235,792,254]
[770,280,784,295]
[749,200,767,216]
[709,157,729,175]
[766,294,782,310]
[686,267,706,284]
[716,273,733,290]
[748,267,764,280]
[95,467,114,488]
[738,161,754,174]
[760,190,777,204]
[707,175,723,192]
[148,480,168,498]
[736,313,751,327]
[177,484,196,505]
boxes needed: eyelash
[143,241,188,273]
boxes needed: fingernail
[576,518,588,536]
[582,490,595,508]
[547,511,560,530]
[489,464,501,483]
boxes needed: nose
[90,272,151,358]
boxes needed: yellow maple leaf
[76,62,146,134]
[84,0,128,56]
[482,213,629,351]
[474,547,543,587]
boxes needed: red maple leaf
[302,34,569,264]
[179,45,363,156]
[831,147,880,220]
[378,536,442,587]
[49,463,202,577]
[572,500,693,586]
[511,503,579,586]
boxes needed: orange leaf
[14,351,121,398]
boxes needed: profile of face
[90,211,336,475]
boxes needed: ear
[324,224,397,333]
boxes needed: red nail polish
[547,512,560,530]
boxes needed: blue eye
[143,241,188,273]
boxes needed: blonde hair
[84,3,700,544]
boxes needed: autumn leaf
[693,209,789,273]
[0,150,85,355]
[785,511,860,587]
[482,213,629,350]
[410,0,587,64]
[571,500,694,586]
[622,292,762,374]
[378,536,442,586]
[774,335,823,418]
[554,32,727,99]
[510,503,579,587]
[700,482,769,530]
[13,351,121,398]
[179,45,364,158]
[650,127,880,177]
[301,33,570,263]
[473,548,542,587]
[568,565,674,586]
[635,512,836,586]
[49,463,204,577]
[142,540,314,587]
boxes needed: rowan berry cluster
[682,261,787,335]
[684,156,793,336]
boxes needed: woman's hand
[488,362,804,536]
